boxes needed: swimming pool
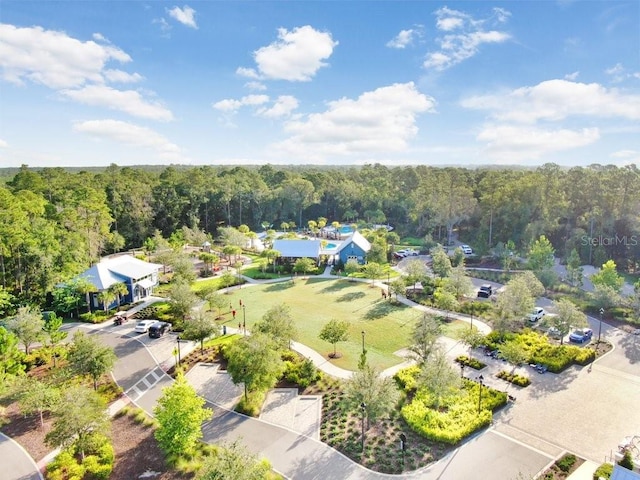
[325,242,338,249]
[338,226,353,234]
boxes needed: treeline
[1,162,638,304]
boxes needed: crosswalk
[125,366,166,402]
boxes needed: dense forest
[1,163,639,305]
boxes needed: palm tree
[108,282,129,308]
[97,290,116,312]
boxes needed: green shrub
[555,453,577,472]
[401,388,492,444]
[458,301,491,316]
[283,358,321,388]
[46,449,85,480]
[619,449,635,470]
[235,390,265,417]
[593,462,613,480]
[394,365,420,392]
[23,349,51,370]
[455,355,486,370]
[496,371,531,387]
[574,348,596,365]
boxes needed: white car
[528,307,545,323]
[134,320,156,333]
[461,245,473,255]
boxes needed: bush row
[484,330,596,373]
[496,370,531,387]
[455,355,486,370]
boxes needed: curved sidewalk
[0,432,43,480]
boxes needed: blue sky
[1,1,639,168]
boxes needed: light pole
[242,304,246,336]
[598,307,604,345]
[361,330,366,354]
[460,363,465,379]
[477,375,484,413]
[360,402,367,451]
[470,302,474,331]
[242,366,247,401]
[387,270,391,301]
[176,336,186,367]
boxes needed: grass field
[213,277,466,371]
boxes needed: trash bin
[222,325,227,335]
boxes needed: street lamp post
[470,303,474,331]
[460,363,465,379]
[361,330,366,354]
[360,402,367,451]
[242,366,247,401]
[387,270,391,302]
[598,308,604,345]
[242,304,246,336]
[477,375,484,414]
[176,336,187,367]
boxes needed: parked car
[461,244,473,255]
[547,326,562,339]
[569,328,593,343]
[477,284,493,298]
[134,320,156,334]
[528,307,546,323]
[404,249,419,256]
[148,321,171,338]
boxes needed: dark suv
[477,284,493,298]
[148,321,171,338]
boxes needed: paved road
[97,321,556,480]
[50,275,640,480]
[0,432,43,480]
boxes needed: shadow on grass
[319,280,354,294]
[337,291,366,303]
[264,281,296,292]
[362,301,402,320]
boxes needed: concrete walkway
[0,432,43,480]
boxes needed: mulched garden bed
[307,379,453,474]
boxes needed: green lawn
[214,278,466,371]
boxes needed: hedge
[455,355,486,370]
[496,370,531,387]
[400,380,506,445]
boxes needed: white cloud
[609,150,640,166]
[564,71,580,80]
[212,94,270,113]
[271,82,435,160]
[257,95,299,118]
[153,17,172,34]
[0,139,7,148]
[250,25,338,81]
[73,119,183,159]
[167,5,198,29]
[61,85,174,121]
[424,7,511,71]
[461,79,640,123]
[244,81,267,91]
[476,125,600,162]
[0,24,131,89]
[104,69,143,83]
[386,29,418,49]
[610,149,639,158]
[236,67,259,79]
